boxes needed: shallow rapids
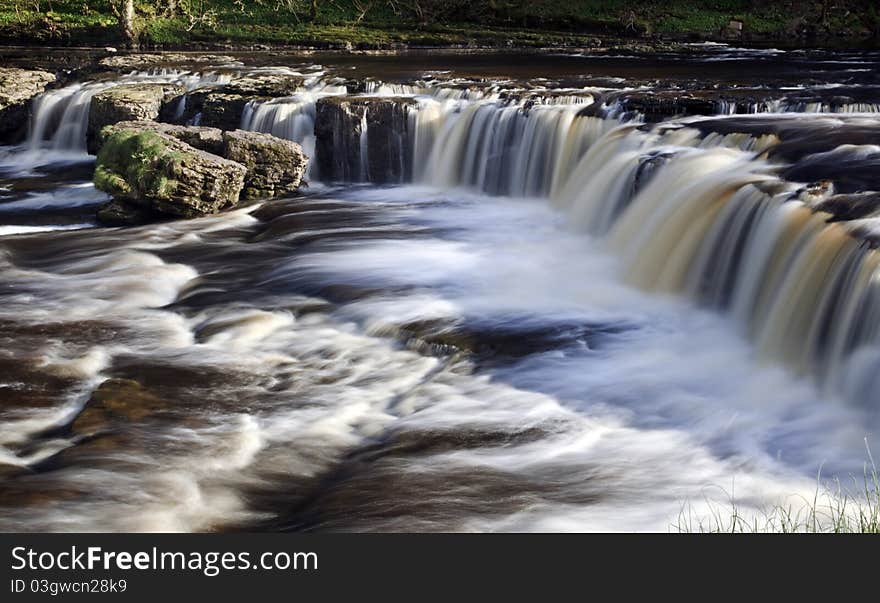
[0,186,873,531]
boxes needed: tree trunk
[311,0,319,22]
[119,0,137,48]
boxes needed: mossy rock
[94,128,247,221]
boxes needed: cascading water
[239,82,347,172]
[2,50,880,532]
[374,92,880,402]
[27,70,231,153]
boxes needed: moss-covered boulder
[93,123,309,206]
[223,130,308,200]
[86,83,186,153]
[94,128,246,223]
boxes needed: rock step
[86,83,187,154]
[315,96,418,184]
[0,67,56,144]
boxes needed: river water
[0,47,878,531]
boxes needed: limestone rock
[200,92,256,131]
[222,130,308,199]
[99,53,234,71]
[86,83,186,153]
[315,96,417,183]
[94,128,246,222]
[222,73,305,97]
[0,68,56,143]
[98,120,225,155]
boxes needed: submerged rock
[0,68,56,143]
[86,83,186,153]
[71,378,169,436]
[315,96,417,183]
[223,130,308,200]
[94,128,246,222]
[95,198,160,226]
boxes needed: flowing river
[0,47,878,531]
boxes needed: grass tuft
[673,442,880,534]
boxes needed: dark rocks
[94,128,247,221]
[200,92,255,130]
[0,68,56,143]
[315,96,417,183]
[815,192,880,222]
[223,130,308,200]
[86,83,187,153]
[95,198,160,226]
[608,91,725,121]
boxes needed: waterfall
[415,95,599,196]
[20,66,880,398]
[543,120,880,400]
[359,112,369,182]
[27,70,231,153]
[399,94,880,400]
[28,82,115,152]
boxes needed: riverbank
[0,1,878,50]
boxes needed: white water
[27,70,232,153]
[239,81,347,168]
[2,56,879,532]
[2,191,872,532]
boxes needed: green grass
[674,445,880,533]
[0,1,877,47]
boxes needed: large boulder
[94,128,246,223]
[0,68,56,143]
[223,130,308,200]
[99,120,225,155]
[315,96,417,183]
[86,83,186,153]
[93,122,308,203]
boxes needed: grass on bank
[0,1,877,48]
[674,446,880,533]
